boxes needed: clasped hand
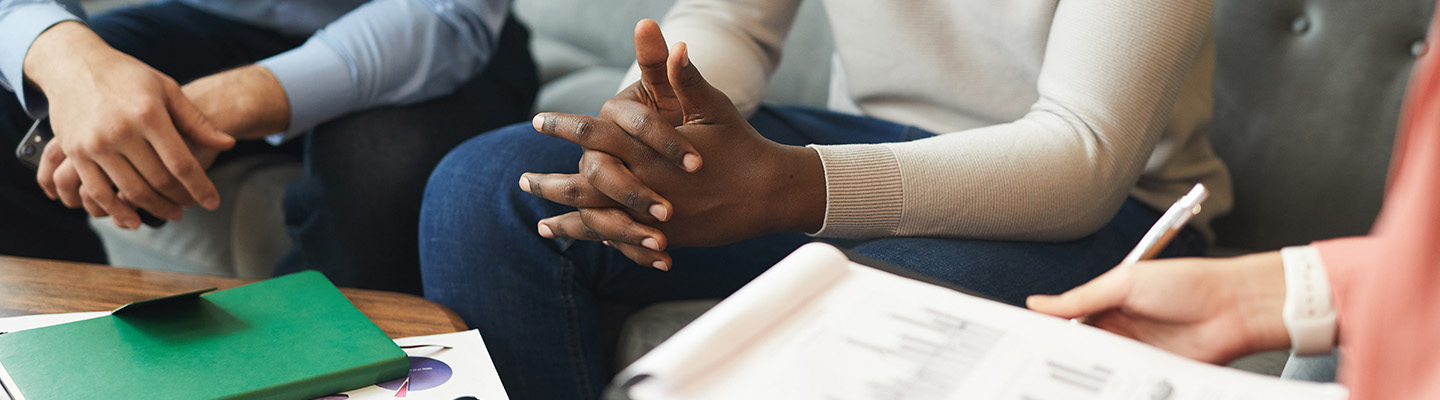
[518,20,823,270]
[27,22,234,229]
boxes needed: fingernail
[642,237,661,251]
[538,223,554,238]
[202,196,219,210]
[682,153,701,172]
[679,43,691,67]
[651,261,669,271]
[649,204,668,221]
[519,175,531,193]
[532,114,545,131]
[602,240,613,247]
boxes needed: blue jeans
[0,2,538,293]
[419,106,1204,399]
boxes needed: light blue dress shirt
[0,0,510,139]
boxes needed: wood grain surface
[0,255,466,338]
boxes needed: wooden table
[0,255,467,338]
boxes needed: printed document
[618,243,1348,400]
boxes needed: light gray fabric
[1282,351,1339,383]
[514,0,832,114]
[92,155,299,279]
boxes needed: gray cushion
[1209,0,1433,251]
[516,0,834,114]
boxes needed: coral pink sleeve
[1310,8,1440,398]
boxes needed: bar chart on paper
[838,308,1004,399]
[618,244,1349,400]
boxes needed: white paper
[315,330,509,400]
[0,312,107,335]
[623,243,1348,400]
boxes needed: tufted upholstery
[1209,0,1433,252]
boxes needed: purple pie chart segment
[377,357,454,391]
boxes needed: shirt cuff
[806,144,904,238]
[1280,245,1338,356]
[0,3,81,116]
[256,33,360,142]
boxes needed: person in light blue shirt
[0,0,537,293]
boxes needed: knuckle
[599,98,624,118]
[580,159,604,179]
[171,159,201,177]
[678,69,705,88]
[561,180,586,203]
[132,100,165,122]
[663,139,682,158]
[623,191,643,210]
[55,172,78,189]
[627,112,653,133]
[80,185,110,201]
[582,225,602,240]
[155,175,183,193]
[125,189,160,205]
[570,119,593,143]
[82,134,115,153]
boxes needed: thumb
[633,19,680,125]
[166,84,236,151]
[666,42,739,124]
[1026,266,1131,319]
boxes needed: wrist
[23,21,111,93]
[766,144,826,234]
[181,65,290,139]
[1227,251,1294,354]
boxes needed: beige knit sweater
[625,0,1232,242]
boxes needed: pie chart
[378,357,454,392]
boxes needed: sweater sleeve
[617,0,801,117]
[810,1,1215,240]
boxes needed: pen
[1070,183,1208,326]
[1119,183,1209,266]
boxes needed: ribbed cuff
[808,144,904,238]
[0,3,81,115]
[257,33,360,141]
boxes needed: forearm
[810,0,1215,240]
[181,65,289,140]
[21,21,105,97]
[1,0,82,111]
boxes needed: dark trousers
[0,1,539,294]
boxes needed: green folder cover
[0,271,408,400]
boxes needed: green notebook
[0,271,408,400]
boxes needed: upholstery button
[1412,40,1427,57]
[1291,15,1310,34]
